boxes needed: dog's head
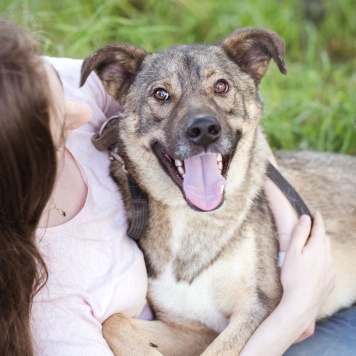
[81,28,286,212]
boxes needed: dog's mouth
[152,142,229,212]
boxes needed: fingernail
[299,215,310,225]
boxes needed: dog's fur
[81,28,356,355]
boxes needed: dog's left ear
[80,43,147,99]
[220,28,287,84]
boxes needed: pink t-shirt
[31,58,151,355]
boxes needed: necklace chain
[51,148,67,218]
[52,196,66,217]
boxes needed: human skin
[43,62,92,146]
[240,213,335,356]
[38,63,92,228]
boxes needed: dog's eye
[154,88,170,101]
[214,80,229,94]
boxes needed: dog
[80,28,356,355]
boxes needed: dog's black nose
[185,116,221,147]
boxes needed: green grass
[1,0,355,154]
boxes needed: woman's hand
[280,212,336,342]
[240,212,336,356]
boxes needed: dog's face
[81,28,286,212]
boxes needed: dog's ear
[80,43,147,99]
[220,28,287,84]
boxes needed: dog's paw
[103,314,163,356]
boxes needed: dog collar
[92,115,148,241]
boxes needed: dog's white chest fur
[149,212,259,333]
[149,265,229,333]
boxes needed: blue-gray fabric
[285,306,356,355]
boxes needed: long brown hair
[0,19,57,355]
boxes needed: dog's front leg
[200,311,265,356]
[103,314,163,356]
[103,313,218,356]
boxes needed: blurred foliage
[1,0,355,154]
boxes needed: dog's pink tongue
[183,153,226,211]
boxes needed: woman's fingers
[288,211,327,254]
[287,214,312,253]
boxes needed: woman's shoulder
[43,56,121,131]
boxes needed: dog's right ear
[220,28,287,85]
[80,43,147,99]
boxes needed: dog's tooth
[182,174,185,179]
[216,153,222,162]
[177,166,185,175]
[218,162,223,171]
[221,185,224,193]
[175,159,183,167]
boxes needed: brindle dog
[80,28,356,355]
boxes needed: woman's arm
[263,142,316,342]
[240,213,336,356]
[263,140,299,252]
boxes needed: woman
[0,18,93,355]
[0,19,351,356]
[0,19,56,355]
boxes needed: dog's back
[278,151,356,317]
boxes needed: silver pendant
[57,209,66,217]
